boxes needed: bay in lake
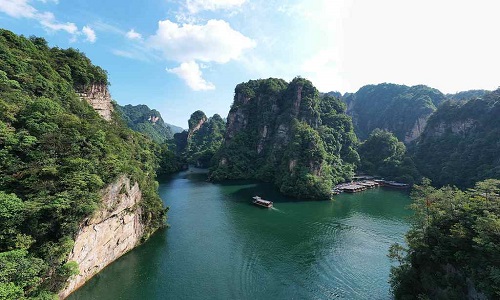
[69,168,411,299]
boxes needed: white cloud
[82,25,96,43]
[186,0,246,14]
[38,11,78,34]
[147,18,255,91]
[0,0,78,35]
[36,0,59,3]
[167,61,215,91]
[126,29,142,40]
[0,0,37,18]
[148,19,255,63]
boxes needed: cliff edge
[78,83,114,121]
[59,175,145,299]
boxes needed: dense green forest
[414,89,500,188]
[389,179,500,299]
[342,83,446,143]
[177,110,226,168]
[446,89,489,101]
[116,104,174,143]
[358,129,419,184]
[210,77,359,199]
[0,29,166,298]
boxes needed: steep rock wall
[78,84,114,121]
[404,115,430,143]
[59,175,144,299]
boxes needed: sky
[0,0,499,127]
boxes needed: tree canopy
[0,29,165,298]
[389,179,500,299]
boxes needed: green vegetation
[0,29,165,298]
[182,111,226,168]
[389,179,500,299]
[343,83,446,142]
[117,104,174,143]
[210,77,359,199]
[446,89,489,101]
[414,89,500,188]
[116,103,184,175]
[358,129,419,184]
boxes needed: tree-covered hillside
[358,129,420,184]
[210,77,359,199]
[185,111,226,168]
[414,89,500,188]
[446,89,490,101]
[117,104,174,143]
[0,29,165,298]
[390,179,500,299]
[342,83,446,143]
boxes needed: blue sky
[0,0,499,127]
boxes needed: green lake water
[69,168,412,299]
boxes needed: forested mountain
[210,77,359,199]
[0,29,165,298]
[342,83,446,143]
[390,179,500,299]
[117,104,177,143]
[446,89,490,101]
[174,110,226,168]
[414,89,500,188]
[358,129,419,184]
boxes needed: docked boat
[252,196,273,208]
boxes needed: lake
[69,168,412,299]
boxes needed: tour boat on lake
[252,196,273,208]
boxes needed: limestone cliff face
[341,83,445,143]
[59,175,144,299]
[426,118,476,137]
[78,84,114,121]
[404,115,430,143]
[210,77,359,199]
[188,115,207,140]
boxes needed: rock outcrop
[342,83,445,143]
[210,77,359,199]
[404,115,430,143]
[78,84,114,121]
[59,175,144,299]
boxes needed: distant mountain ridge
[117,104,184,143]
[326,84,490,143]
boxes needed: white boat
[252,196,273,208]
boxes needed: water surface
[69,168,411,299]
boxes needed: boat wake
[271,207,284,213]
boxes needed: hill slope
[414,89,500,187]
[210,77,359,199]
[342,83,446,143]
[117,104,174,143]
[0,29,165,298]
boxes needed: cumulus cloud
[147,19,255,90]
[167,61,215,91]
[126,29,142,40]
[148,19,255,63]
[0,0,87,37]
[82,26,96,43]
[186,0,246,14]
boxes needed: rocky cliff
[78,83,114,121]
[210,77,359,199]
[176,110,225,168]
[342,83,445,143]
[59,175,145,299]
[414,89,500,187]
